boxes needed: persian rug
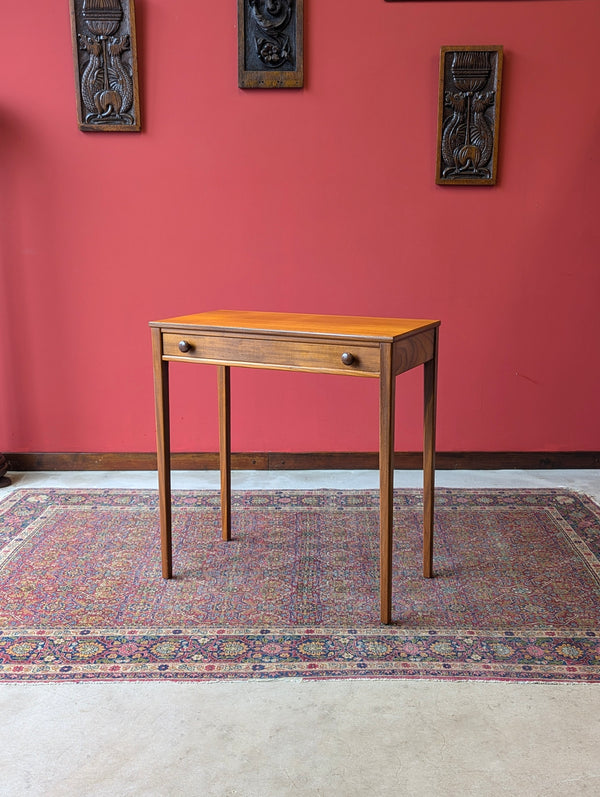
[0,488,599,683]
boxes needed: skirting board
[4,452,600,471]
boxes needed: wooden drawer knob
[341,352,355,366]
[178,340,192,353]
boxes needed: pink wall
[1,1,599,455]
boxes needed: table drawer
[162,332,380,376]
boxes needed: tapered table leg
[218,365,232,541]
[379,343,395,624]
[152,327,172,578]
[423,329,438,578]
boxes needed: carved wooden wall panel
[436,46,503,186]
[238,0,304,88]
[70,0,141,132]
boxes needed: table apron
[160,329,435,378]
[393,329,436,375]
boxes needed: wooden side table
[150,311,440,624]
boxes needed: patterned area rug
[1,488,599,682]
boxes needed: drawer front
[162,332,380,376]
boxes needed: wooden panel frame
[69,0,141,132]
[238,0,304,89]
[436,45,503,186]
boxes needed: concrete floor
[1,469,599,797]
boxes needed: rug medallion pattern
[1,488,599,682]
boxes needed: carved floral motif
[437,47,503,186]
[249,0,294,68]
[79,0,133,125]
[70,0,140,131]
[239,0,302,87]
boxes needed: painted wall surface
[1,1,599,455]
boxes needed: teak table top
[149,310,440,342]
